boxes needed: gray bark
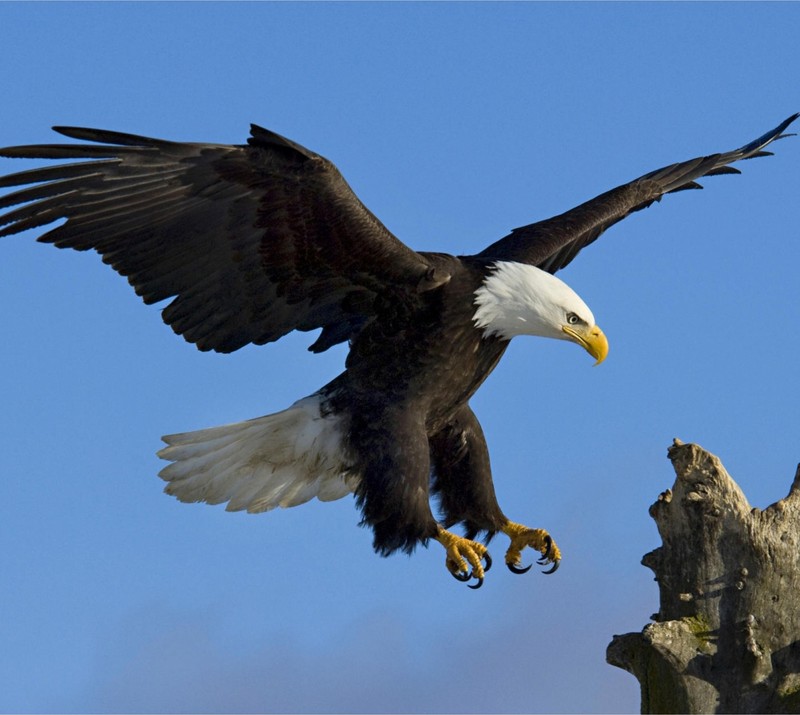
[607,439,800,714]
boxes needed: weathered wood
[607,440,800,714]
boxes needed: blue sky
[0,3,798,713]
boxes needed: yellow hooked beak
[562,323,609,366]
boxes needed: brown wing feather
[476,113,798,273]
[0,125,449,353]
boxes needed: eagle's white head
[473,261,608,364]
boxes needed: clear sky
[0,3,798,713]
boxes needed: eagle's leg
[348,404,443,556]
[430,404,562,579]
[429,404,507,588]
[500,520,561,575]
[434,525,492,589]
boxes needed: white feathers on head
[472,261,595,341]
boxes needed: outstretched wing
[0,125,449,353]
[477,113,798,273]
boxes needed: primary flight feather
[1,114,796,587]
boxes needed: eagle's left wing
[476,113,798,273]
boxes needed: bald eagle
[0,114,796,588]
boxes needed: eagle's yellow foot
[501,520,561,575]
[435,526,492,589]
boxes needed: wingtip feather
[51,126,167,147]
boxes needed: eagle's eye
[566,312,581,325]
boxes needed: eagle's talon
[449,566,472,582]
[501,521,561,576]
[507,561,533,575]
[468,575,484,590]
[542,560,560,575]
[543,535,553,559]
[437,527,490,587]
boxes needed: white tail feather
[158,394,358,513]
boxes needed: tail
[157,394,358,513]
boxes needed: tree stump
[607,439,800,714]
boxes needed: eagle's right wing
[0,125,449,353]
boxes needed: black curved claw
[483,551,493,573]
[542,559,560,575]
[468,575,484,590]
[450,568,472,583]
[507,561,533,575]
